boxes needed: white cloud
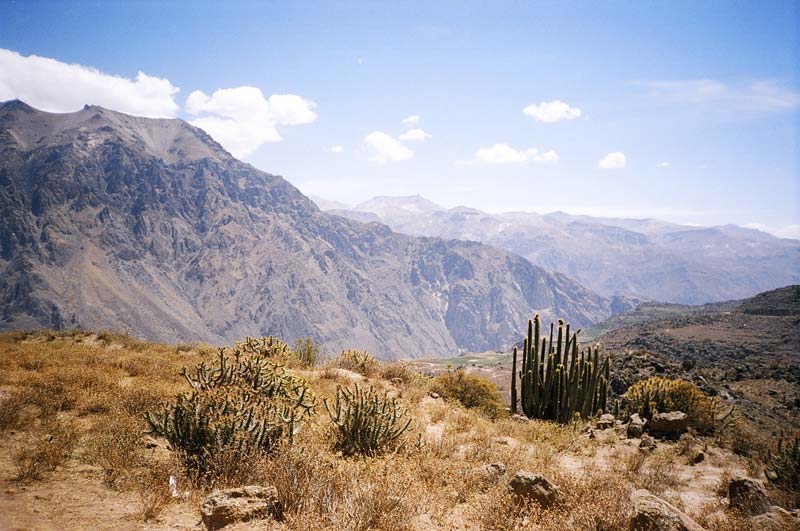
[598,152,627,170]
[743,223,800,240]
[357,57,364,65]
[523,100,582,123]
[185,87,317,158]
[362,131,413,163]
[326,145,344,153]
[0,48,180,118]
[398,128,432,141]
[636,79,800,113]
[657,161,671,168]
[402,115,420,127]
[458,143,559,165]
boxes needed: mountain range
[317,195,800,304]
[0,100,629,359]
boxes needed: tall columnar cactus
[324,384,412,456]
[511,315,610,423]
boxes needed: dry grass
[14,417,78,482]
[0,330,781,530]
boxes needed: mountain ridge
[0,101,625,358]
[320,195,800,304]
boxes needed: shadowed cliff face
[0,100,621,358]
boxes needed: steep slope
[595,285,800,432]
[323,196,800,304]
[0,100,618,358]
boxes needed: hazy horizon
[1,1,798,236]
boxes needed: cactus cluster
[511,315,610,423]
[766,435,800,491]
[334,349,379,377]
[624,376,728,434]
[324,384,412,456]
[145,340,316,478]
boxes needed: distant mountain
[0,100,624,358]
[319,195,800,304]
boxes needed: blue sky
[1,1,798,236]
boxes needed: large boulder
[648,411,688,438]
[200,485,281,530]
[728,477,769,516]
[629,489,705,531]
[750,506,800,531]
[508,471,561,507]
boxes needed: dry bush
[134,460,176,522]
[627,450,683,495]
[84,413,144,487]
[716,414,771,459]
[430,369,505,419]
[14,418,78,482]
[0,389,33,432]
[469,472,632,531]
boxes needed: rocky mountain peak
[0,102,622,358]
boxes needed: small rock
[596,413,615,430]
[477,462,506,483]
[629,489,705,531]
[429,392,440,399]
[390,377,403,385]
[627,414,647,438]
[511,414,530,423]
[639,434,657,450]
[508,471,561,507]
[690,452,705,465]
[728,477,769,516]
[200,485,281,530]
[144,436,160,449]
[648,411,688,438]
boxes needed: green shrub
[625,377,729,434]
[431,370,505,419]
[324,384,412,456]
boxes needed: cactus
[145,338,316,478]
[324,384,412,456]
[511,315,610,423]
[334,349,379,377]
[765,436,799,491]
[624,377,729,434]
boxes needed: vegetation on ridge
[0,329,793,530]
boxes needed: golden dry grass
[0,330,791,530]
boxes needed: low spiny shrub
[145,341,316,481]
[334,349,379,377]
[766,435,800,493]
[625,377,730,434]
[324,383,412,456]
